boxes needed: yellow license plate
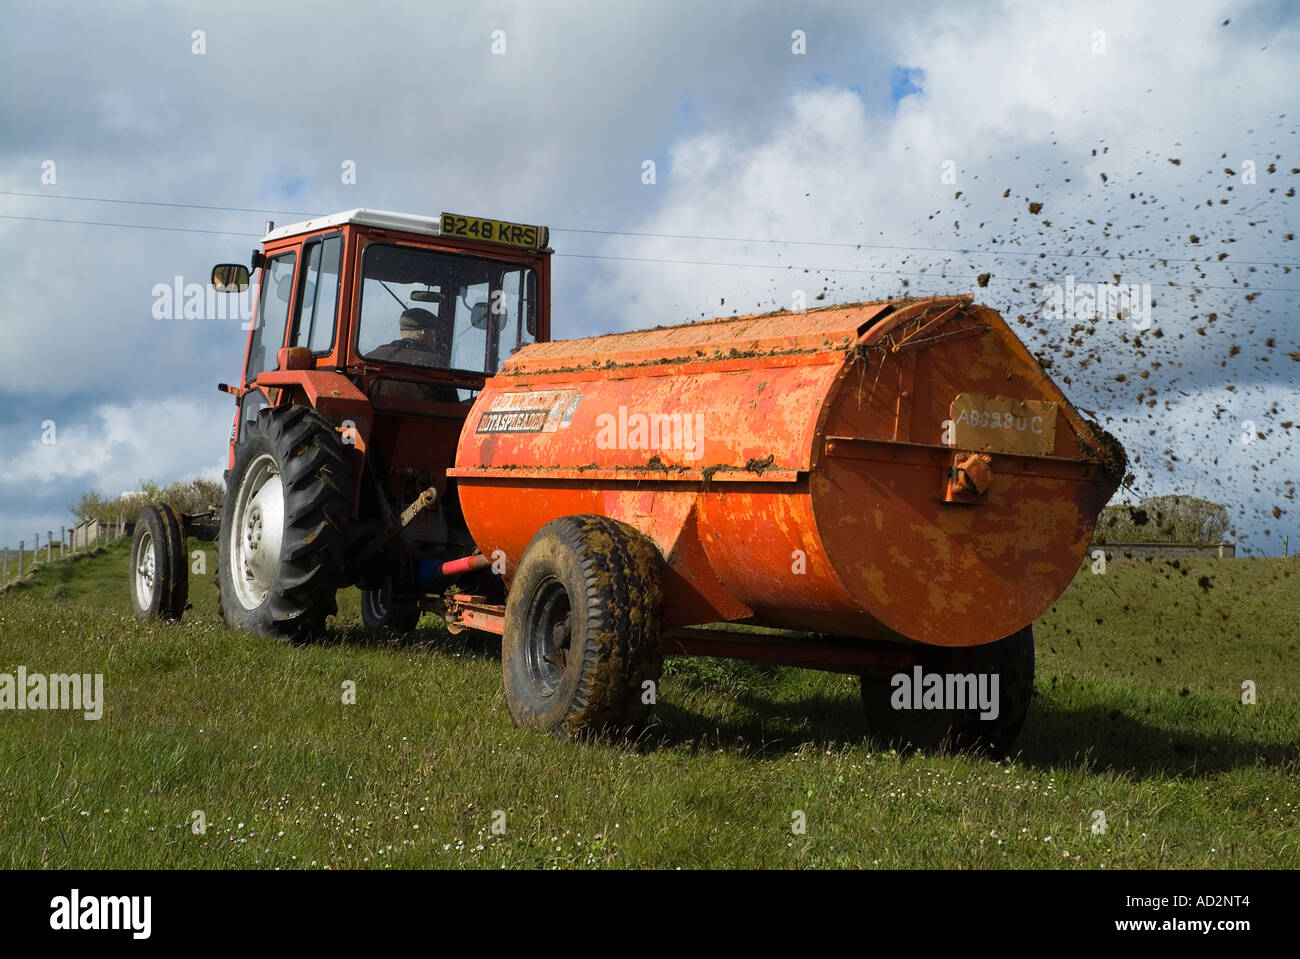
[949,393,1058,455]
[440,213,547,250]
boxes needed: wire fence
[0,520,130,589]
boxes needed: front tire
[502,515,664,738]
[859,626,1035,756]
[218,405,350,642]
[129,504,188,621]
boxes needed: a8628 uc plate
[949,393,1057,455]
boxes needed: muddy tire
[129,504,188,621]
[502,515,664,738]
[361,577,422,634]
[218,405,350,642]
[859,626,1035,756]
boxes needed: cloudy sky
[0,0,1296,555]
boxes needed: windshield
[356,243,538,376]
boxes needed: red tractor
[131,208,1124,752]
[130,210,546,640]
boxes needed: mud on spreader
[130,209,1124,753]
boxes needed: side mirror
[212,264,250,293]
[470,301,507,331]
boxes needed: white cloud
[0,394,228,494]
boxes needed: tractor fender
[255,368,372,513]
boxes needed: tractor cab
[201,210,551,638]
[214,209,550,413]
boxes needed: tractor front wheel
[502,515,664,738]
[218,405,350,642]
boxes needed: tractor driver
[367,306,461,403]
[368,306,454,368]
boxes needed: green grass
[0,537,1296,869]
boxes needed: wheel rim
[523,577,572,697]
[367,576,392,619]
[229,452,285,610]
[134,529,155,609]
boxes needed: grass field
[1,537,1296,869]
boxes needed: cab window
[292,235,342,354]
[244,251,296,383]
[355,243,537,376]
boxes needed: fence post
[47,530,52,564]
[18,541,23,579]
[2,547,7,586]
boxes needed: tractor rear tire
[129,504,188,621]
[361,577,422,634]
[502,515,664,739]
[859,626,1035,757]
[218,405,350,643]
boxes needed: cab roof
[263,209,444,243]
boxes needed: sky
[0,0,1296,555]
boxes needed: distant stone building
[71,518,126,550]
[1090,541,1236,560]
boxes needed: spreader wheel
[129,504,189,621]
[502,515,664,738]
[859,625,1035,756]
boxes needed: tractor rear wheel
[218,405,350,642]
[502,515,664,738]
[361,576,422,634]
[129,503,188,621]
[859,626,1035,756]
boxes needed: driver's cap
[399,307,439,332]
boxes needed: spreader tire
[502,515,664,738]
[859,625,1035,756]
[218,405,350,642]
[129,504,189,621]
